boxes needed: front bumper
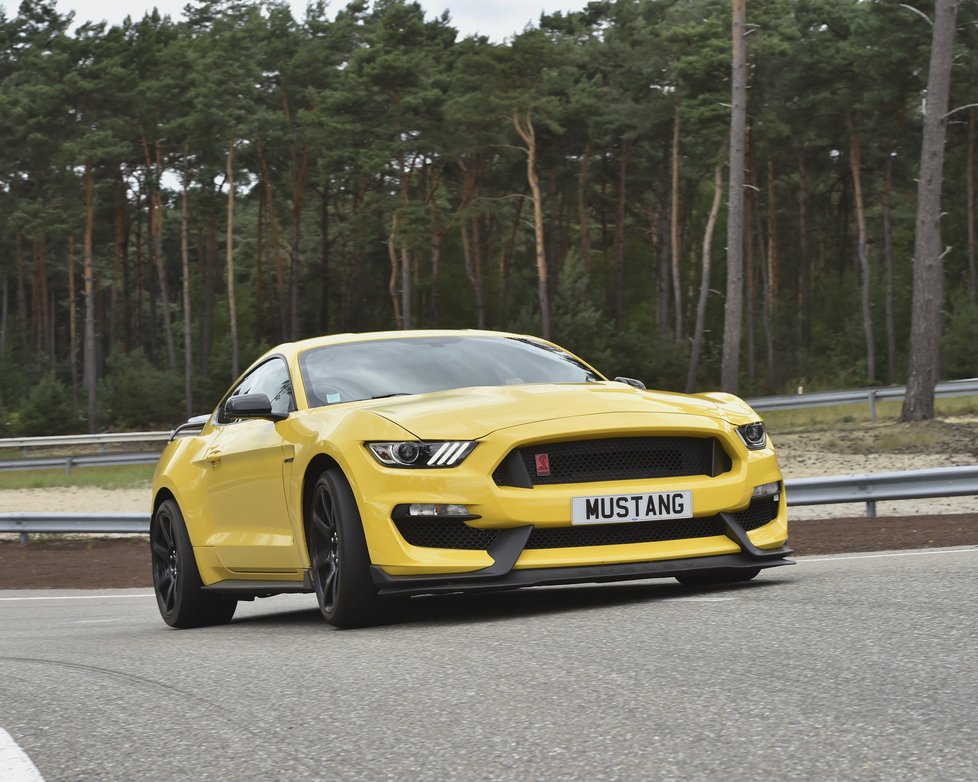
[371,512,793,597]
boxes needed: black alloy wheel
[309,481,341,614]
[307,469,397,628]
[150,498,237,628]
[151,508,180,615]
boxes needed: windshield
[298,336,603,407]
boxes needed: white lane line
[800,546,978,563]
[0,593,154,602]
[0,728,45,782]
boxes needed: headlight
[752,481,780,498]
[736,422,767,450]
[367,441,476,468]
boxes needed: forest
[0,0,976,434]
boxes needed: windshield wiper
[370,393,411,400]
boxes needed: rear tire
[306,469,394,628]
[675,567,761,587]
[150,499,237,628]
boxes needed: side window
[220,358,295,423]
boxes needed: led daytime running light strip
[427,442,471,466]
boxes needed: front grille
[525,516,726,549]
[391,496,779,551]
[494,437,729,487]
[733,494,780,531]
[393,518,499,550]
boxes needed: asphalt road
[2,548,977,782]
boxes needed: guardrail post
[19,531,28,544]
[868,389,878,422]
[866,500,877,518]
[65,456,73,478]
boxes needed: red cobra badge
[535,453,551,476]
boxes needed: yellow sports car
[150,330,791,628]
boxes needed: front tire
[307,469,392,628]
[150,499,237,628]
[675,567,761,587]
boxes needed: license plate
[571,490,693,525]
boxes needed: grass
[763,395,978,433]
[0,464,155,491]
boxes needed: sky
[1,0,587,41]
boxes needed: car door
[203,357,302,573]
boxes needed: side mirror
[225,393,287,421]
[614,376,646,390]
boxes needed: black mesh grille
[525,516,726,549]
[392,497,780,551]
[394,518,499,550]
[732,494,780,531]
[496,437,726,486]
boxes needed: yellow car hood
[366,382,727,440]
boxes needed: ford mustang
[150,330,792,628]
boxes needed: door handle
[205,449,222,466]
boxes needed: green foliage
[15,376,79,436]
[942,296,978,380]
[98,349,184,429]
[1,0,976,432]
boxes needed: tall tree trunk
[256,180,265,343]
[83,164,98,431]
[497,190,526,326]
[648,208,668,340]
[110,166,124,349]
[258,143,288,341]
[290,143,309,340]
[849,125,876,383]
[797,150,811,352]
[578,141,592,276]
[201,221,217,377]
[721,0,748,393]
[226,139,240,380]
[14,231,27,358]
[181,150,193,416]
[400,241,412,329]
[967,109,976,307]
[32,233,49,357]
[686,161,724,392]
[142,138,176,370]
[135,188,144,350]
[460,218,485,329]
[882,153,897,383]
[429,224,442,327]
[670,108,683,342]
[614,138,631,326]
[388,213,403,328]
[903,0,958,421]
[745,140,756,382]
[68,234,79,406]
[0,273,7,392]
[764,159,777,387]
[513,111,550,338]
[319,182,330,332]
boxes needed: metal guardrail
[0,431,171,451]
[747,378,978,418]
[786,465,978,518]
[0,513,150,534]
[0,452,161,476]
[3,466,977,543]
